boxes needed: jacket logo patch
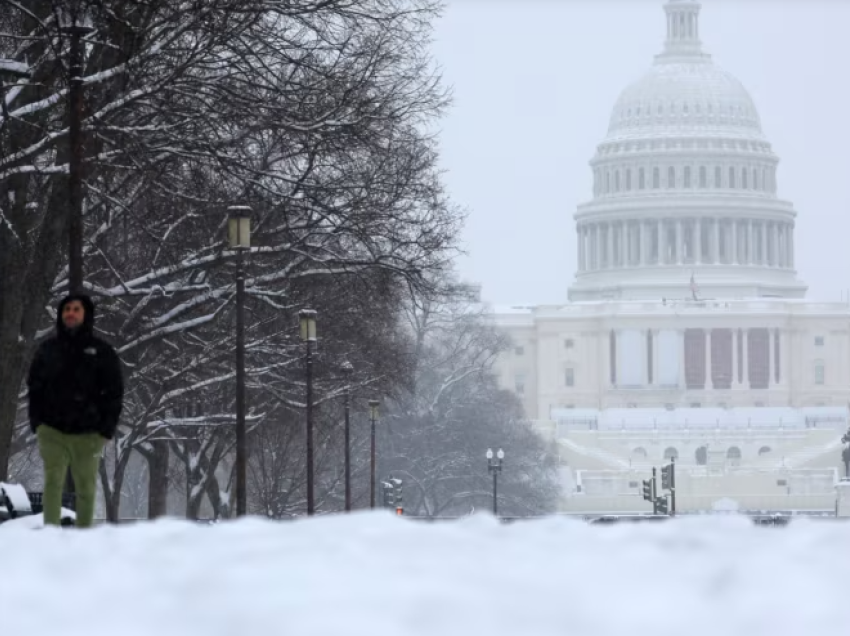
[84,347,97,355]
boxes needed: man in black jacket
[27,294,124,528]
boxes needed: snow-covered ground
[2,513,849,635]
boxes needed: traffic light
[661,463,675,490]
[381,481,396,507]
[642,479,654,502]
[655,496,669,515]
[389,477,403,515]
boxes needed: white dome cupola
[569,0,806,302]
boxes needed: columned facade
[605,326,784,392]
[576,218,796,272]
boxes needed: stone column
[607,222,614,269]
[705,329,713,390]
[747,219,754,265]
[593,223,600,269]
[583,226,588,270]
[788,223,794,269]
[657,220,664,265]
[620,221,628,267]
[695,218,702,264]
[761,222,768,266]
[577,225,584,272]
[731,220,739,264]
[732,328,739,386]
[713,218,721,263]
[768,327,775,387]
[676,219,683,264]
[772,223,780,268]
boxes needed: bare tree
[0,0,460,527]
[379,280,560,517]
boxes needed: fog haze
[432,0,850,305]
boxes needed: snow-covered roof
[550,406,849,431]
[607,0,763,142]
[488,297,850,323]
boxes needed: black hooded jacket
[26,294,124,438]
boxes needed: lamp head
[227,205,252,249]
[298,308,317,341]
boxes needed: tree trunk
[204,474,225,520]
[0,183,68,481]
[147,440,170,518]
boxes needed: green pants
[36,424,104,528]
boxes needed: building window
[684,166,691,188]
[814,336,824,346]
[564,338,574,349]
[515,345,524,355]
[639,168,645,189]
[615,171,620,192]
[667,166,675,188]
[753,168,759,190]
[626,169,632,190]
[565,368,575,387]
[663,447,678,460]
[606,172,611,193]
[727,446,742,467]
[814,362,825,385]
[714,166,722,188]
[514,373,526,395]
[699,166,707,188]
[653,167,660,189]
[742,167,748,189]
[728,166,736,188]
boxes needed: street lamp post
[228,206,251,517]
[368,399,380,509]
[58,4,94,511]
[341,361,354,511]
[486,448,504,516]
[59,3,94,294]
[299,309,317,515]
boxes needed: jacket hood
[57,293,95,338]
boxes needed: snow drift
[1,513,848,635]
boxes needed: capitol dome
[568,0,806,302]
[607,62,764,142]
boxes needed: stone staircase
[558,438,631,469]
[750,436,844,470]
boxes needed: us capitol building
[491,0,850,515]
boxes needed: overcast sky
[431,0,850,306]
